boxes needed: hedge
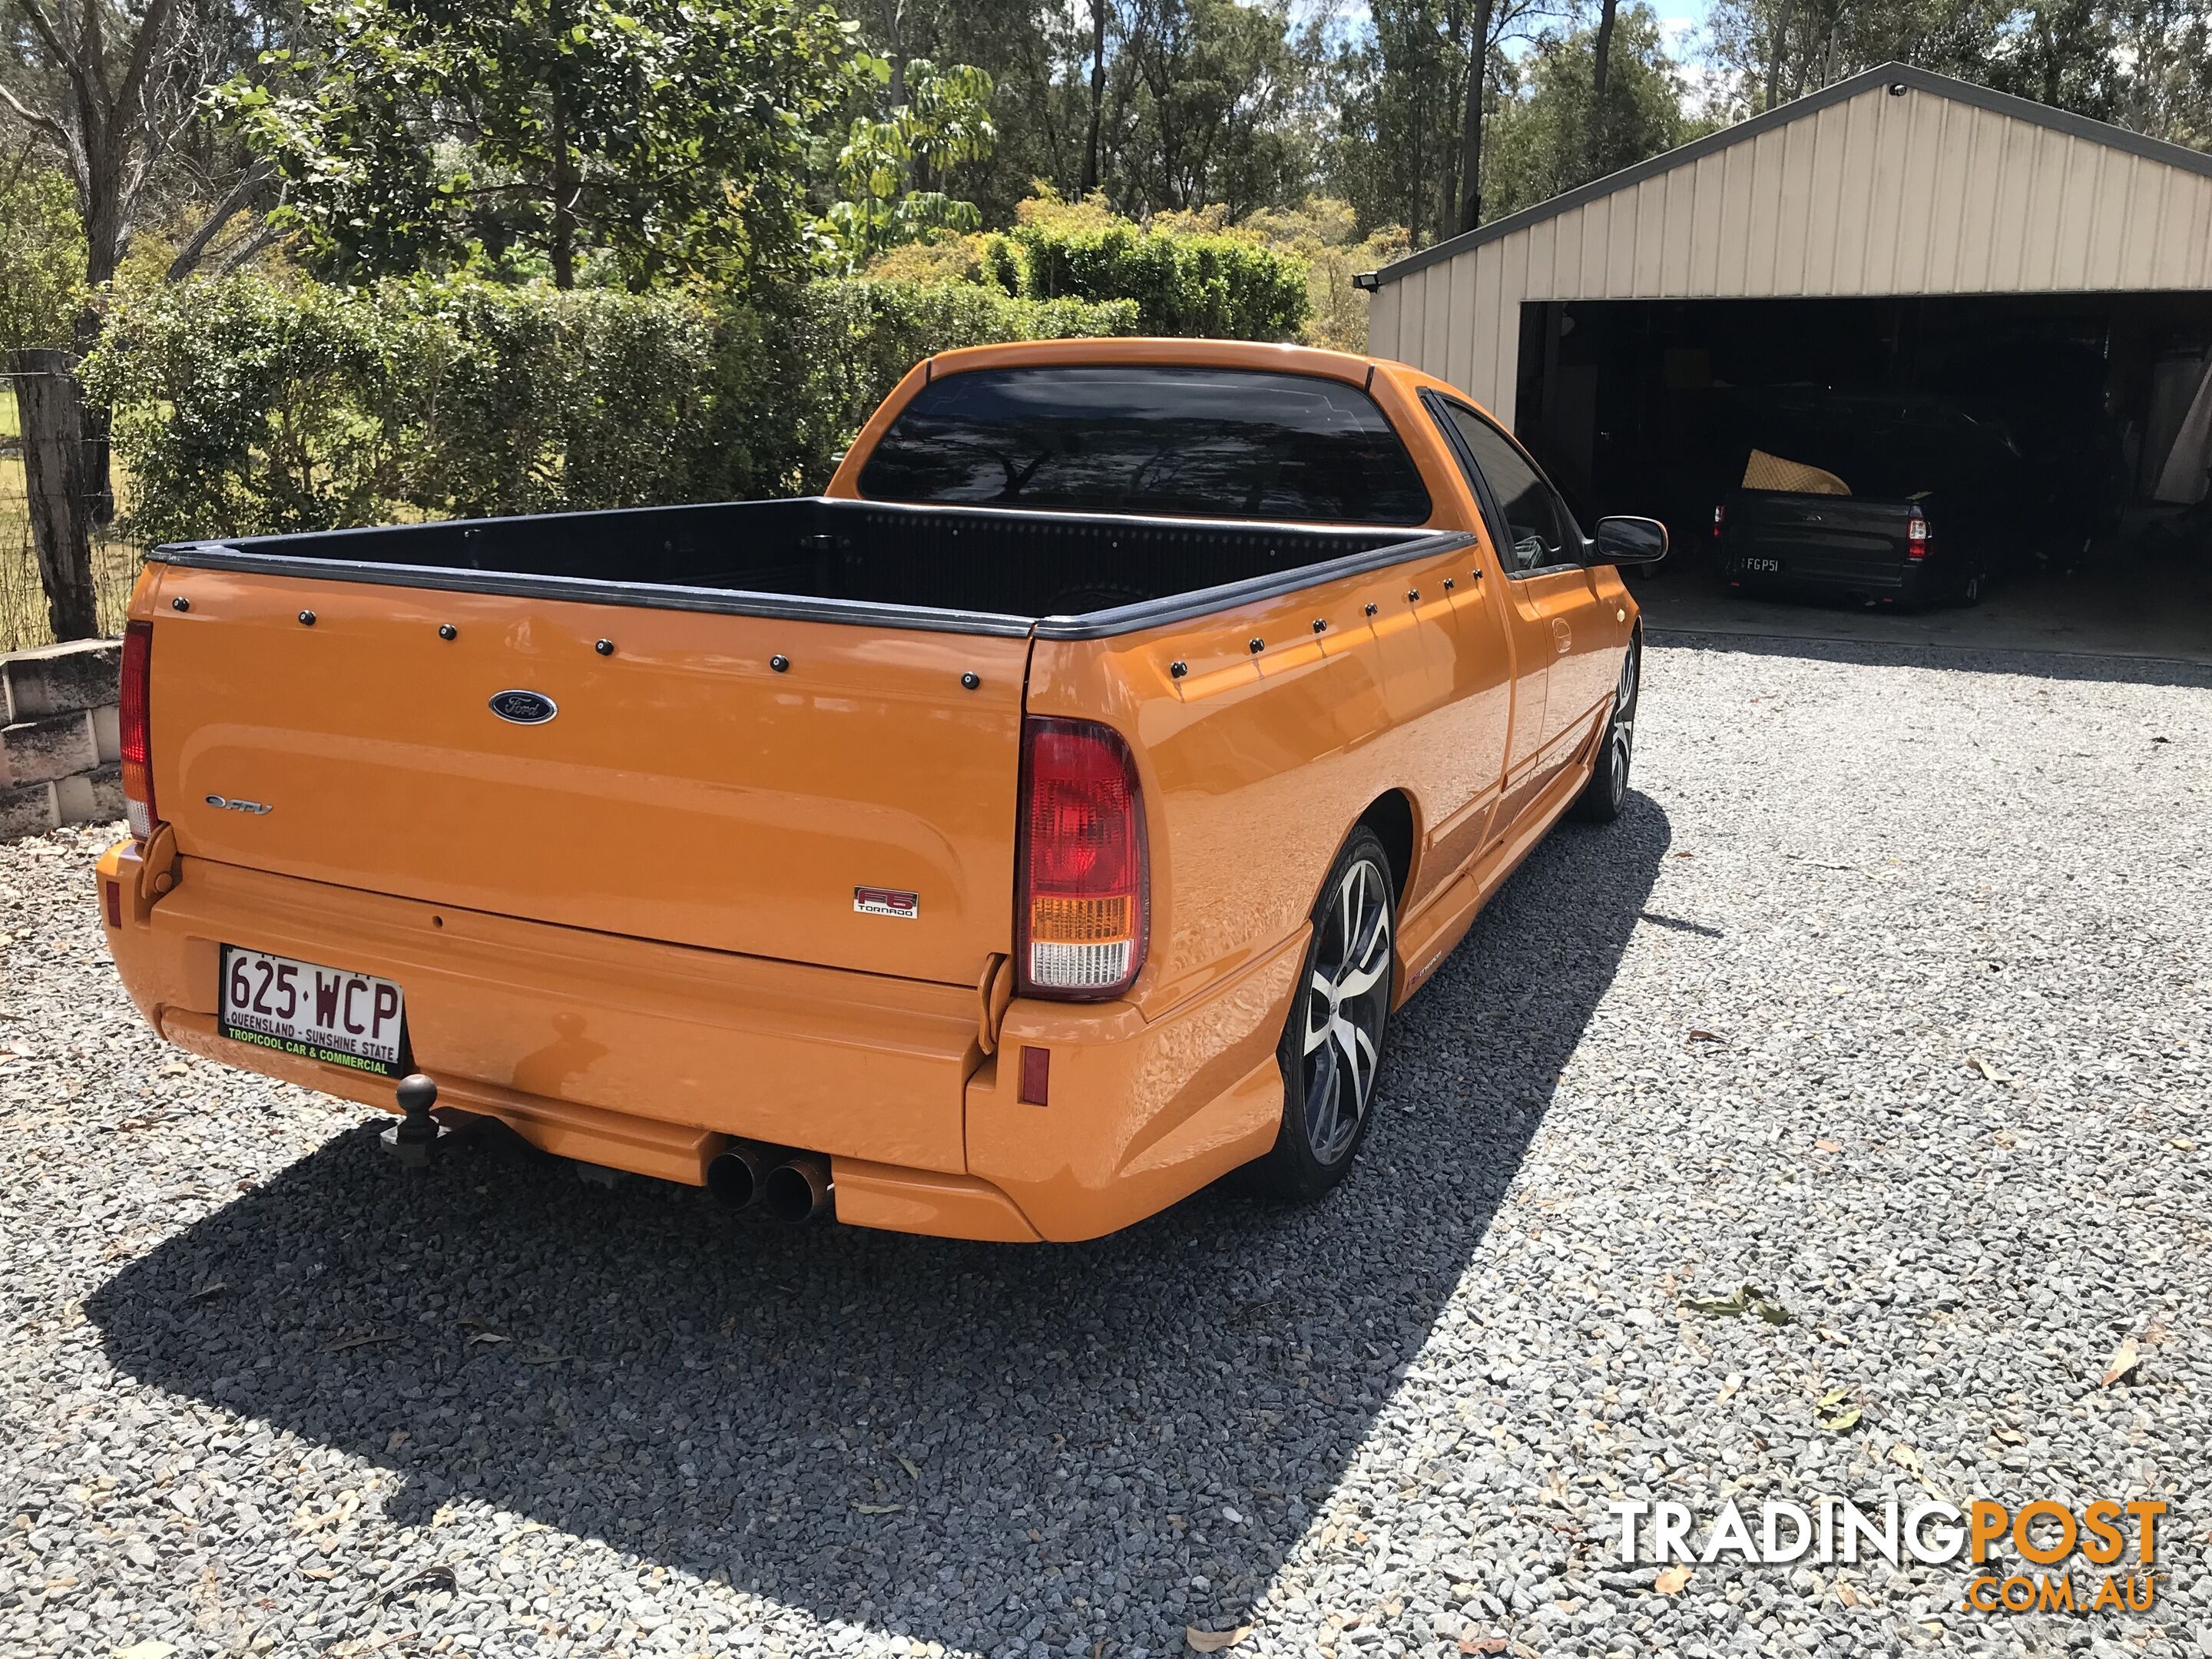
[994,220,1308,342]
[85,276,1138,545]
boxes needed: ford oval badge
[489,688,558,725]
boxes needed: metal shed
[1369,61,2212,426]
[1365,62,2212,598]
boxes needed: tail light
[120,619,158,842]
[1712,505,1726,539]
[1017,717,1147,999]
[1906,513,1932,561]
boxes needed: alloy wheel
[1300,856,1392,1163]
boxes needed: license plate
[220,945,408,1076]
[1741,557,1782,573]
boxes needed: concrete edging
[1,638,124,841]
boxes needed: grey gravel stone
[0,637,2205,1659]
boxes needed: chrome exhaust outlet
[707,1142,772,1210]
[763,1154,832,1224]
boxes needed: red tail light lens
[1906,514,1932,561]
[120,619,157,842]
[1018,717,1147,999]
[1712,505,1726,538]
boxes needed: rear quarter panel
[1025,538,1480,1024]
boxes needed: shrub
[86,274,1137,542]
[996,217,1308,341]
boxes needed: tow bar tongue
[381,1072,448,1169]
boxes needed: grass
[1,384,146,653]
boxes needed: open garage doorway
[1512,292,2212,661]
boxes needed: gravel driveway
[3,636,2207,1659]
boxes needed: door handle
[1551,618,1571,654]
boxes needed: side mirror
[1590,515,1668,566]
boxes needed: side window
[1433,401,1580,575]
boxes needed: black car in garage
[1712,393,2035,608]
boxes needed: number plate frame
[218,945,411,1078]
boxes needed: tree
[823,56,995,269]
[2,0,280,637]
[1481,7,1695,219]
[224,0,863,288]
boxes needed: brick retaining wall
[1,639,124,840]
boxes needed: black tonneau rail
[154,497,1474,641]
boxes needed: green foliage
[1483,9,1700,219]
[83,273,1136,542]
[0,170,87,354]
[992,197,1309,339]
[221,0,862,288]
[823,58,998,270]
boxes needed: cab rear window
[855,366,1432,525]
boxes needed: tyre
[1253,826,1397,1200]
[1571,633,1639,823]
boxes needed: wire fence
[1,380,148,653]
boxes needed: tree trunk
[12,349,101,643]
[1589,0,1618,173]
[1764,0,1794,111]
[1455,0,1492,234]
[1081,0,1108,194]
[549,84,578,289]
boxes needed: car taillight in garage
[1018,717,1147,998]
[1712,505,1726,539]
[120,619,158,842]
[1906,513,1932,561]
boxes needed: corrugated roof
[1369,60,2212,289]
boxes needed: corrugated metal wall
[1370,78,2212,426]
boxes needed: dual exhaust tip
[708,1144,831,1224]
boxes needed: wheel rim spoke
[1300,855,1392,1162]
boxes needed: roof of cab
[919,336,1391,388]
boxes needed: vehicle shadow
[87,793,1671,1654]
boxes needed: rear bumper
[96,846,1301,1243]
[1725,551,1945,601]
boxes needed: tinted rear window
[856,366,1432,525]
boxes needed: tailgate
[141,563,1031,986]
[1734,494,1914,580]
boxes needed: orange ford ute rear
[98,340,1661,1240]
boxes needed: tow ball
[381,1072,449,1169]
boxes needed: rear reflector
[103,880,121,929]
[120,620,157,842]
[1018,717,1147,998]
[1019,1045,1051,1104]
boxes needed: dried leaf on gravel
[1653,1565,1693,1594]
[2101,1336,2141,1387]
[1458,1636,1506,1654]
[853,1502,903,1515]
[323,1331,402,1353]
[896,1454,922,1480]
[1686,1029,1726,1044]
[1813,1137,1843,1152]
[112,1643,176,1659]
[1836,1580,1866,1608]
[1184,1626,1252,1652]
[1888,1442,1921,1473]
[1965,1054,2014,1083]
[1683,1283,1793,1325]
[1816,1389,1863,1432]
